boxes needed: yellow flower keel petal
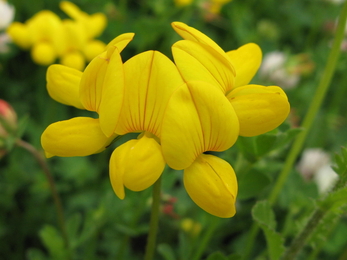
[41,117,114,157]
[109,132,165,199]
[228,84,290,137]
[184,154,238,218]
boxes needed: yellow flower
[42,33,186,200]
[161,80,239,218]
[7,1,107,68]
[41,33,134,157]
[171,22,290,137]
[109,50,184,199]
[174,0,194,7]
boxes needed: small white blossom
[0,0,15,31]
[297,148,339,194]
[259,51,299,89]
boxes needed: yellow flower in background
[41,33,134,157]
[171,22,290,137]
[174,0,194,7]
[7,1,107,69]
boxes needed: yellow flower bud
[60,51,85,71]
[83,40,106,62]
[7,22,31,49]
[31,42,57,66]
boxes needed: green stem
[268,0,347,205]
[282,209,326,260]
[144,176,162,260]
[16,139,71,255]
[243,223,259,260]
[191,217,220,260]
[244,3,347,259]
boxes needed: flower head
[7,1,107,69]
[171,22,290,137]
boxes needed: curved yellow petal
[46,64,84,109]
[161,81,239,170]
[88,13,107,38]
[105,33,135,54]
[98,47,125,137]
[171,22,226,58]
[115,50,184,137]
[227,84,290,137]
[109,132,165,199]
[59,1,84,20]
[184,154,238,218]
[41,117,115,157]
[226,43,262,88]
[172,40,235,94]
[79,33,133,114]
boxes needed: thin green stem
[282,209,326,260]
[244,3,347,259]
[16,139,71,255]
[144,176,162,260]
[191,217,221,260]
[243,223,259,260]
[268,0,347,205]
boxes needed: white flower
[0,0,15,31]
[314,165,339,194]
[259,51,299,89]
[297,148,339,194]
[297,148,331,180]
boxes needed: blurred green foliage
[1,0,347,259]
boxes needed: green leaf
[26,248,48,260]
[66,213,82,249]
[252,201,285,260]
[319,186,347,211]
[157,243,176,260]
[206,251,228,260]
[238,169,271,200]
[226,254,242,260]
[255,134,278,156]
[39,225,68,260]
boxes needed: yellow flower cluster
[7,1,107,70]
[41,22,290,218]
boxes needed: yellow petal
[227,84,290,137]
[172,22,226,57]
[6,22,31,49]
[172,40,235,94]
[161,81,239,170]
[79,33,133,113]
[60,51,85,71]
[184,154,238,218]
[87,13,107,38]
[115,50,184,137]
[46,64,84,109]
[79,51,108,112]
[98,47,125,137]
[109,132,165,199]
[226,43,262,88]
[41,117,115,157]
[59,1,84,20]
[105,33,135,54]
[31,42,57,66]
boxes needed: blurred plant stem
[191,217,221,260]
[144,176,162,260]
[243,1,347,259]
[15,139,71,258]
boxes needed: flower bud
[0,99,17,134]
[0,99,17,158]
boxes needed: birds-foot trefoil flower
[171,22,290,137]
[41,33,134,157]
